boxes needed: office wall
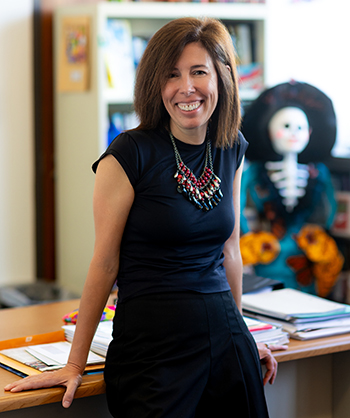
[266,0,349,158]
[0,0,346,291]
[0,2,35,286]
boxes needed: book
[102,18,135,100]
[242,272,284,294]
[63,321,113,357]
[244,316,273,332]
[247,312,350,341]
[0,330,105,377]
[234,23,253,65]
[0,342,104,373]
[243,316,289,346]
[331,191,350,238]
[107,111,139,146]
[242,288,350,323]
[0,353,41,377]
[237,63,264,92]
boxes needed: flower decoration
[62,305,116,324]
[240,231,281,266]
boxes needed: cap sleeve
[236,131,249,170]
[92,132,140,187]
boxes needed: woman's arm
[4,155,134,406]
[222,158,244,312]
[223,158,283,385]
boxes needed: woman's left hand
[256,342,288,385]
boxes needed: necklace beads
[169,132,223,212]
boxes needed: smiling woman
[161,42,219,144]
[5,17,280,418]
[134,17,241,149]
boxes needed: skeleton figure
[239,81,338,294]
[264,107,311,212]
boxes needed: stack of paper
[63,321,113,357]
[242,288,350,340]
[243,316,289,346]
[0,341,104,373]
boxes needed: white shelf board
[98,2,267,20]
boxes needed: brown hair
[133,17,241,148]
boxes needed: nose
[179,75,195,96]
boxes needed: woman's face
[268,107,310,155]
[161,42,219,143]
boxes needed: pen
[84,370,104,375]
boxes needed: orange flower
[240,232,280,265]
[314,252,344,297]
[296,224,338,263]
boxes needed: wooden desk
[265,335,350,418]
[1,301,350,417]
[0,300,110,417]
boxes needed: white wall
[0,1,35,286]
[266,0,350,158]
[0,0,347,291]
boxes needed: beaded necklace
[169,132,223,212]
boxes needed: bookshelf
[53,2,267,294]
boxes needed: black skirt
[104,291,269,418]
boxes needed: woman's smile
[177,101,202,112]
[161,42,219,145]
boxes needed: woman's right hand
[4,363,83,408]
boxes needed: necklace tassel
[170,132,223,212]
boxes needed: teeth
[178,102,200,111]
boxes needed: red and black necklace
[169,132,223,212]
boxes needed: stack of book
[63,321,113,357]
[243,316,289,346]
[242,288,350,340]
[0,330,105,378]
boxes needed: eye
[193,70,206,76]
[284,123,290,129]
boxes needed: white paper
[242,288,349,320]
[26,341,104,366]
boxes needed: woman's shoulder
[222,130,249,160]
[123,127,167,141]
[237,130,249,151]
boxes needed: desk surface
[0,299,106,412]
[1,299,350,412]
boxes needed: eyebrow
[172,64,209,71]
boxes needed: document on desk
[243,316,289,346]
[0,342,104,372]
[242,288,350,323]
[26,341,104,366]
[63,321,113,357]
[247,313,350,340]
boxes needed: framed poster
[57,16,90,92]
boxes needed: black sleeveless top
[92,128,248,302]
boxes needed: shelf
[54,1,267,294]
[97,2,267,21]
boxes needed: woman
[5,17,280,417]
